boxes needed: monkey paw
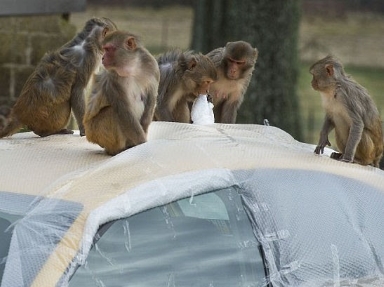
[330,152,353,163]
[314,145,324,154]
[330,152,343,160]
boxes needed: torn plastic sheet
[240,169,384,287]
[69,186,265,287]
[65,167,384,287]
[1,193,83,287]
[63,168,238,284]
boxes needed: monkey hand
[314,145,323,154]
[314,138,331,154]
[314,134,331,154]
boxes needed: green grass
[300,13,384,36]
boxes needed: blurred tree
[191,0,303,140]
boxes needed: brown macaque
[83,31,160,156]
[206,41,258,123]
[154,49,217,123]
[310,55,383,167]
[0,17,117,138]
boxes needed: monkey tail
[0,113,23,138]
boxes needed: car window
[0,191,35,284]
[0,191,83,287]
[69,187,266,286]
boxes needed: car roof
[1,122,384,286]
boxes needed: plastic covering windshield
[1,122,384,287]
[69,188,265,286]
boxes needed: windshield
[0,191,37,284]
[69,187,266,286]
[0,191,83,286]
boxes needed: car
[1,122,384,287]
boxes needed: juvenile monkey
[311,55,383,167]
[83,31,160,156]
[206,41,258,123]
[154,50,217,123]
[0,17,117,138]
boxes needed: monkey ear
[187,58,197,70]
[325,64,334,76]
[125,37,137,50]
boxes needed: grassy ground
[299,13,384,67]
[70,6,384,144]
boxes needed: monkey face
[309,56,342,92]
[182,54,217,96]
[310,74,319,91]
[182,76,213,96]
[222,41,257,81]
[310,69,335,92]
[225,57,248,80]
[196,78,215,95]
[102,43,118,69]
[102,33,139,77]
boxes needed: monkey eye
[228,58,245,65]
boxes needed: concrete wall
[0,15,76,107]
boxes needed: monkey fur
[83,30,160,155]
[154,49,217,123]
[206,41,258,123]
[0,17,117,138]
[310,55,383,167]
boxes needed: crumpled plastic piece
[191,94,214,125]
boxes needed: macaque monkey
[206,41,258,123]
[154,50,217,123]
[83,31,160,156]
[0,17,117,138]
[311,55,383,167]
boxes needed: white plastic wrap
[191,94,215,125]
